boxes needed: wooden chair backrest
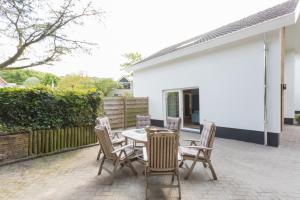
[95,125,115,160]
[136,115,151,128]
[146,130,179,172]
[199,122,216,157]
[95,117,112,136]
[166,117,181,131]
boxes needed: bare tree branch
[0,0,102,70]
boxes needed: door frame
[162,89,184,128]
[162,87,199,130]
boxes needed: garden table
[121,127,170,144]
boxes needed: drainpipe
[263,34,268,146]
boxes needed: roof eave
[130,11,297,72]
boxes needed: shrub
[296,115,300,124]
[0,87,102,132]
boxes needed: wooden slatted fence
[28,126,97,156]
[103,97,148,129]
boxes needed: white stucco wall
[284,51,295,118]
[295,54,300,111]
[133,32,282,134]
[266,31,281,133]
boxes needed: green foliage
[23,77,41,87]
[296,115,300,124]
[58,75,120,96]
[57,74,95,90]
[0,124,30,135]
[94,78,121,96]
[0,69,60,86]
[120,52,142,70]
[0,87,102,132]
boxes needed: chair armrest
[142,147,148,161]
[183,139,202,143]
[187,146,213,150]
[113,130,123,134]
[111,144,133,154]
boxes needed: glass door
[166,92,180,117]
[163,90,183,128]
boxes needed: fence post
[123,97,126,129]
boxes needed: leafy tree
[58,74,120,96]
[23,77,41,87]
[40,73,60,86]
[120,52,142,70]
[0,70,60,86]
[0,0,102,70]
[94,78,121,96]
[57,74,94,90]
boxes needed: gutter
[263,34,268,146]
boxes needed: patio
[0,125,300,200]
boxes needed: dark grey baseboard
[150,119,279,147]
[151,119,164,127]
[284,118,294,125]
[213,126,279,147]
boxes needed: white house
[129,0,300,147]
[110,76,133,97]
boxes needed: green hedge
[296,115,300,124]
[0,87,102,132]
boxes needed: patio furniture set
[94,115,217,199]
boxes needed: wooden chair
[143,130,181,199]
[136,115,151,128]
[135,115,151,148]
[95,116,126,160]
[166,117,181,132]
[179,121,217,180]
[95,125,137,184]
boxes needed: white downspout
[264,34,268,146]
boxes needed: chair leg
[98,156,106,175]
[145,169,149,200]
[171,175,175,182]
[207,160,217,180]
[202,162,207,168]
[111,160,119,184]
[176,171,181,199]
[126,161,138,176]
[184,160,197,180]
[96,148,102,160]
[179,160,184,168]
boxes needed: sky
[32,0,288,79]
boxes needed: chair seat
[117,146,136,160]
[180,146,203,157]
[112,138,125,145]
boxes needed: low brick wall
[0,133,29,162]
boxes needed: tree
[0,0,102,70]
[93,78,121,96]
[23,77,41,87]
[0,69,60,86]
[57,74,94,90]
[120,52,142,70]
[57,74,120,96]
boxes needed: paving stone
[0,125,300,199]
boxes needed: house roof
[135,0,299,66]
[117,75,132,82]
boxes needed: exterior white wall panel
[133,32,282,134]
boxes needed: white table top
[121,128,147,143]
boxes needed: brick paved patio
[0,125,300,200]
